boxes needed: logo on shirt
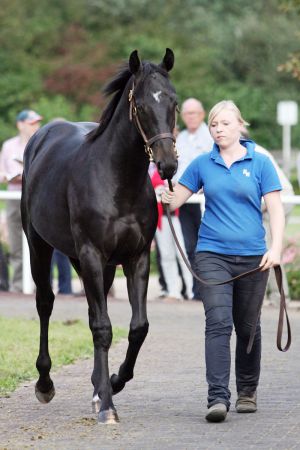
[242,169,250,177]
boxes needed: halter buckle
[173,142,179,159]
[145,145,154,162]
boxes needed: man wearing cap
[0,110,42,292]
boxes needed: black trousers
[179,203,201,299]
[195,251,269,410]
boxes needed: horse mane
[86,62,169,142]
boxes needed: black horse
[21,49,178,424]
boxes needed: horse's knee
[129,321,149,345]
[36,290,55,317]
[92,325,113,350]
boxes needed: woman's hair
[208,100,250,128]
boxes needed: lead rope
[164,179,291,353]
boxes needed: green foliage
[283,228,300,299]
[287,271,300,299]
[0,0,300,149]
[0,316,126,396]
[31,95,97,123]
[290,170,300,195]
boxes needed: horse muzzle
[156,159,178,180]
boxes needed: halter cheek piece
[128,82,179,162]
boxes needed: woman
[162,100,284,422]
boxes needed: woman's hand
[259,248,281,271]
[160,184,193,211]
[161,189,175,205]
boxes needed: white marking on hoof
[92,394,101,414]
[152,90,162,103]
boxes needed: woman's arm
[260,190,285,270]
[161,183,193,211]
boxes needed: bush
[283,234,300,299]
[286,270,300,300]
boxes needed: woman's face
[209,108,242,148]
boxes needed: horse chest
[110,216,152,247]
[103,218,152,263]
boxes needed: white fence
[1,190,300,294]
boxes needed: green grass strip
[0,316,127,396]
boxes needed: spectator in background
[50,249,73,295]
[0,110,42,292]
[151,169,193,301]
[242,127,294,305]
[175,98,214,300]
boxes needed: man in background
[175,98,213,300]
[0,110,42,292]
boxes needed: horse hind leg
[27,224,55,404]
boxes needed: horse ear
[160,48,174,72]
[129,50,141,75]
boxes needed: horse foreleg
[91,264,116,415]
[79,245,118,424]
[111,251,149,395]
[27,225,55,403]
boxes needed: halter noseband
[128,82,179,162]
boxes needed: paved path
[0,278,300,449]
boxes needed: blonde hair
[208,100,249,128]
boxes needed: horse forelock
[86,61,170,143]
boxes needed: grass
[0,317,127,397]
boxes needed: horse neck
[99,87,150,186]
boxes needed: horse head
[128,48,178,180]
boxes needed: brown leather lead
[163,181,291,354]
[274,265,291,352]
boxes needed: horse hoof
[98,408,119,424]
[110,373,125,395]
[92,394,101,414]
[35,384,55,404]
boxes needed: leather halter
[128,82,179,162]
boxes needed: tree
[278,0,300,80]
[1,0,300,149]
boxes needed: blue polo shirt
[178,139,282,255]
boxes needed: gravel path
[0,280,300,449]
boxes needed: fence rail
[1,190,300,294]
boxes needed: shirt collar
[211,138,255,163]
